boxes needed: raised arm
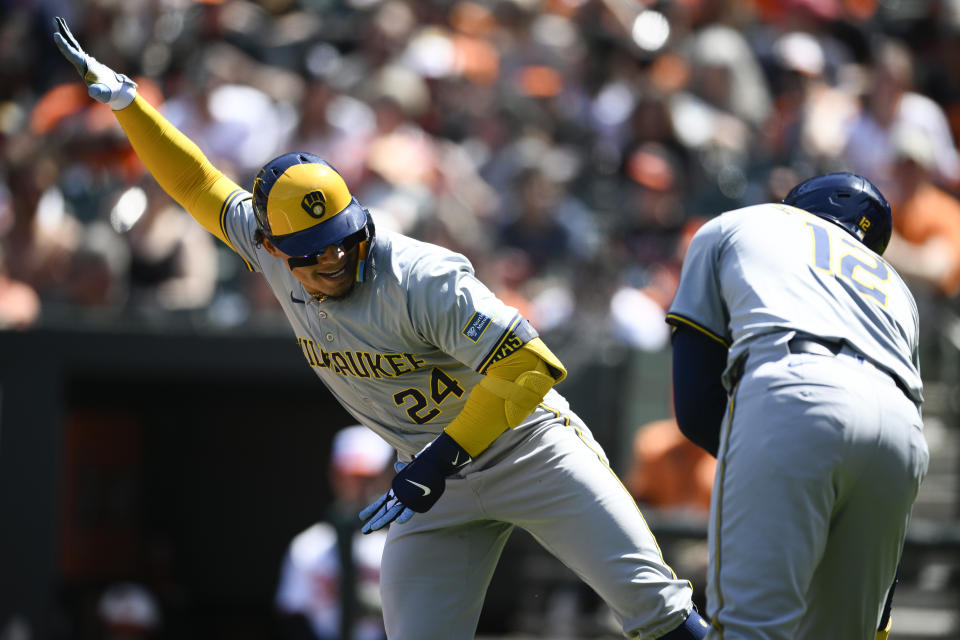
[53,17,247,255]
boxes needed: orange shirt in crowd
[624,418,716,513]
[894,182,960,296]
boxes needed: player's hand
[52,16,137,110]
[359,432,472,534]
[359,461,417,534]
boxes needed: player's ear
[261,237,283,258]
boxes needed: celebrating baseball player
[667,172,930,639]
[54,17,711,640]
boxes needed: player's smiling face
[264,239,359,299]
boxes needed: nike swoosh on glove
[359,432,471,534]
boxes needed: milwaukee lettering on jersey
[297,337,427,378]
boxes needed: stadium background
[0,0,957,637]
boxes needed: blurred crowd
[3,0,960,370]
[5,3,960,636]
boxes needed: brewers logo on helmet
[252,153,374,276]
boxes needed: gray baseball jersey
[669,203,922,405]
[220,194,698,639]
[223,197,553,457]
[668,203,928,639]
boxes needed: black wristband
[427,432,473,474]
[390,432,472,512]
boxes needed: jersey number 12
[806,221,889,306]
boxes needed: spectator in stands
[625,418,715,514]
[762,30,859,170]
[843,38,960,196]
[497,165,575,275]
[884,125,960,299]
[279,78,374,189]
[61,220,129,314]
[2,142,80,298]
[0,244,40,329]
[275,426,395,640]
[616,142,687,270]
[123,179,219,315]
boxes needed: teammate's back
[673,202,921,402]
[667,173,929,640]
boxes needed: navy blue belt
[787,336,910,397]
[787,336,843,357]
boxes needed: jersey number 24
[394,368,465,424]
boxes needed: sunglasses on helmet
[286,229,366,269]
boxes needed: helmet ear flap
[353,210,376,283]
[252,175,270,233]
[364,209,375,240]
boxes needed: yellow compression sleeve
[114,95,247,254]
[444,338,567,457]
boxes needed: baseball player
[54,18,710,640]
[666,172,930,639]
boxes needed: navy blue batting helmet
[782,172,892,255]
[252,152,372,256]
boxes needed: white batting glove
[53,16,137,110]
